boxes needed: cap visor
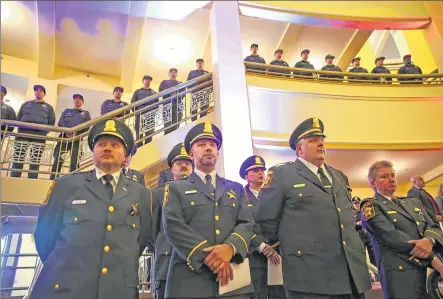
[94,132,127,147]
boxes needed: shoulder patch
[43,181,56,205]
[163,184,170,207]
[263,170,275,188]
[361,201,375,220]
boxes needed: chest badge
[227,190,236,200]
[131,203,138,216]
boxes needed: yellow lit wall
[355,40,376,71]
[352,184,411,199]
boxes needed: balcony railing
[245,61,443,85]
[0,74,214,180]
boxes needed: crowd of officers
[27,115,443,299]
[244,43,424,83]
[0,58,210,179]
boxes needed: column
[210,1,253,180]
[423,1,443,72]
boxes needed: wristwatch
[427,237,436,246]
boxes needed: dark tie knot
[318,168,325,175]
[104,174,113,184]
[205,174,212,182]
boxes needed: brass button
[108,206,115,212]
[216,229,221,235]
[232,203,236,207]
[337,208,341,212]
[104,246,110,253]
[215,202,219,206]
[102,267,108,275]
[54,284,60,290]
[132,224,136,228]
[416,221,420,225]
[343,241,347,247]
[340,224,344,229]
[73,217,78,223]
[107,225,112,231]
[297,250,302,255]
[299,193,302,197]
[393,219,397,222]
[215,215,220,221]
[399,266,403,270]
[191,201,195,206]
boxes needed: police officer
[244,43,266,71]
[256,117,371,299]
[320,54,344,81]
[50,94,91,180]
[294,49,315,77]
[131,75,157,147]
[157,168,174,187]
[11,85,56,179]
[408,175,442,224]
[101,86,128,117]
[269,49,290,76]
[187,59,210,121]
[1,86,17,137]
[162,122,255,299]
[398,54,423,84]
[159,68,184,135]
[122,145,145,186]
[352,197,376,267]
[240,156,285,299]
[152,143,193,299]
[31,118,153,299]
[348,57,369,82]
[371,57,392,84]
[361,160,443,299]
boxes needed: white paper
[267,258,283,285]
[219,258,251,295]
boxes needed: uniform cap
[301,49,310,55]
[72,94,84,101]
[169,68,178,73]
[167,143,192,167]
[274,49,284,55]
[289,117,326,150]
[113,86,124,93]
[352,197,361,204]
[143,75,153,81]
[403,54,412,61]
[184,122,222,154]
[375,56,385,64]
[33,85,46,94]
[1,86,7,95]
[239,156,266,179]
[352,57,361,63]
[325,54,335,60]
[196,58,204,63]
[250,43,259,49]
[88,119,134,157]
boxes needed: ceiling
[254,147,443,188]
[1,1,411,89]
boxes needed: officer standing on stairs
[294,49,315,77]
[244,43,266,71]
[371,57,392,84]
[1,86,17,138]
[31,118,153,299]
[397,54,423,84]
[159,68,184,135]
[101,87,128,118]
[348,57,369,82]
[269,49,291,76]
[151,142,193,299]
[187,58,210,121]
[240,156,286,299]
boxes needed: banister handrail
[244,61,443,80]
[0,73,213,134]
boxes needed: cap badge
[180,143,187,156]
[104,120,117,132]
[313,118,320,129]
[203,122,213,134]
[255,156,262,165]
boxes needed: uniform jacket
[361,193,443,299]
[245,55,266,71]
[269,60,291,75]
[320,65,344,79]
[398,63,422,83]
[17,100,56,135]
[58,108,91,134]
[408,187,440,223]
[256,159,371,295]
[100,99,128,117]
[348,67,369,81]
[371,67,392,83]
[162,172,255,298]
[131,88,157,112]
[294,60,315,77]
[125,168,145,186]
[152,186,173,282]
[1,103,17,132]
[31,170,153,299]
[157,168,174,187]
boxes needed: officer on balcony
[348,57,369,82]
[371,57,392,84]
[1,86,17,138]
[50,94,91,180]
[101,86,128,118]
[294,49,315,77]
[270,49,291,76]
[31,118,153,299]
[320,54,344,81]
[11,85,56,179]
[159,68,184,135]
[398,54,423,84]
[244,43,266,71]
[187,59,210,121]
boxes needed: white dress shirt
[194,168,216,188]
[249,188,260,198]
[298,157,333,186]
[95,167,121,193]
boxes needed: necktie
[205,174,215,196]
[423,189,439,216]
[103,174,114,200]
[318,168,332,192]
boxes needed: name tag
[185,190,197,195]
[248,204,253,207]
[387,211,397,214]
[294,184,305,188]
[72,200,87,205]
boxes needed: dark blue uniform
[320,64,344,80]
[269,60,291,75]
[11,100,56,179]
[294,60,315,77]
[100,100,128,118]
[245,55,266,71]
[398,63,423,84]
[371,67,392,84]
[159,80,183,135]
[1,102,17,136]
[187,69,210,121]
[131,88,157,146]
[50,109,91,179]
[348,67,369,82]
[157,168,174,187]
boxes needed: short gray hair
[367,160,393,182]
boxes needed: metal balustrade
[0,74,214,180]
[245,61,443,84]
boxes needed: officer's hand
[431,257,443,278]
[262,245,281,264]
[436,215,443,222]
[203,244,234,271]
[408,238,433,258]
[214,261,234,286]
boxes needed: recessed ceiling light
[152,34,193,65]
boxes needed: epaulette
[70,170,91,176]
[270,161,293,169]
